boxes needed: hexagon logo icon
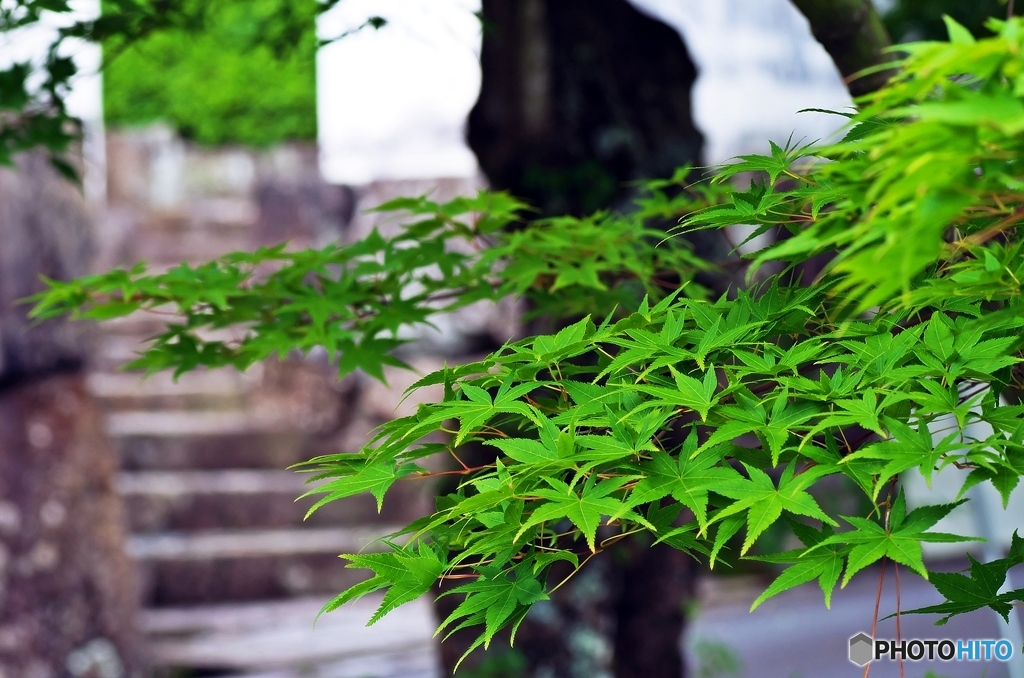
[849,633,873,666]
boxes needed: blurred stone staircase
[89,358,410,608]
[89,353,437,678]
[88,128,443,678]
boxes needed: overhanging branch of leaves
[29,177,719,380]
[29,15,1024,660]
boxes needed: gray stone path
[687,565,1014,678]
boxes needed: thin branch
[547,552,597,596]
[895,563,904,678]
[414,464,493,479]
[865,559,887,678]
[448,448,471,471]
[955,207,1024,249]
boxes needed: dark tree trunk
[468,0,704,217]
[0,154,144,678]
[456,3,707,678]
[791,0,896,96]
[611,541,697,678]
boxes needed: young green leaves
[901,532,1024,625]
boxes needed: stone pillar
[0,153,143,678]
[0,375,142,678]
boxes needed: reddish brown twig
[865,559,887,678]
[895,563,904,678]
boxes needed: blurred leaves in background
[102,0,318,146]
[883,0,1022,41]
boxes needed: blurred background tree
[102,0,318,146]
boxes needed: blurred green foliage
[883,0,1021,41]
[102,0,318,146]
[692,639,742,678]
[459,648,528,678]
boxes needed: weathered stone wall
[0,154,143,678]
[0,375,143,678]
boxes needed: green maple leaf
[898,531,1024,625]
[439,564,548,649]
[439,381,537,445]
[631,365,719,421]
[708,391,814,465]
[519,475,647,552]
[713,462,837,555]
[486,438,560,465]
[812,493,983,586]
[299,458,419,514]
[628,434,743,530]
[321,542,445,625]
[705,513,744,568]
[336,336,409,381]
[843,417,964,499]
[747,519,849,610]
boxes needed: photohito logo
[849,633,873,666]
[849,633,1017,667]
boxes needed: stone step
[117,470,432,532]
[130,229,256,265]
[134,200,257,235]
[93,335,156,373]
[87,370,256,412]
[114,427,315,471]
[108,410,285,438]
[118,469,308,495]
[128,527,399,605]
[127,526,395,560]
[186,197,259,231]
[105,404,347,443]
[140,595,439,678]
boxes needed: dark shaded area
[254,181,356,246]
[435,522,699,678]
[884,0,1022,41]
[468,0,704,217]
[611,540,698,678]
